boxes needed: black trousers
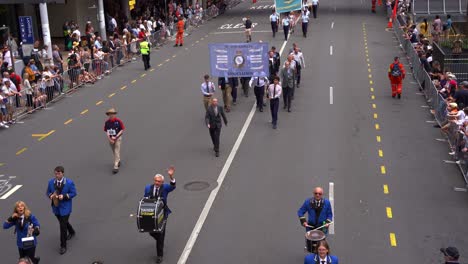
[241,78,249,96]
[150,227,166,257]
[46,86,54,102]
[254,86,264,110]
[231,85,237,103]
[283,25,290,40]
[302,22,308,37]
[55,214,75,248]
[296,64,302,85]
[209,127,221,152]
[142,54,150,70]
[283,86,293,110]
[270,98,279,125]
[312,5,318,18]
[19,247,38,263]
[271,21,278,37]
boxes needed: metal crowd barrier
[393,15,468,185]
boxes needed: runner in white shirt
[269,9,280,38]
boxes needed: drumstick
[305,222,334,230]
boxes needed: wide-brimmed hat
[106,108,117,115]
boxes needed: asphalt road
[0,0,467,263]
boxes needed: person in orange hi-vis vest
[174,16,185,47]
[388,56,406,99]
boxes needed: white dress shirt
[270,13,279,22]
[267,83,282,99]
[201,81,215,95]
[291,51,306,68]
[249,76,269,88]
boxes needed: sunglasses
[314,192,323,195]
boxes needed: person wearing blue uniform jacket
[143,165,176,264]
[304,240,339,264]
[298,186,333,231]
[3,201,41,263]
[46,166,77,255]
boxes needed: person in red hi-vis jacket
[388,56,406,99]
[174,16,185,47]
[371,0,376,13]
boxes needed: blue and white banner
[209,42,269,78]
[274,0,303,13]
[18,16,34,45]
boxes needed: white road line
[178,35,291,264]
[330,87,333,104]
[330,45,333,55]
[0,185,22,199]
[211,30,271,35]
[331,21,334,29]
[329,182,335,234]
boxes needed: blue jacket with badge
[304,254,339,264]
[46,177,77,216]
[297,198,333,227]
[3,214,40,248]
[144,182,176,214]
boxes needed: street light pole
[39,3,53,60]
[97,0,107,41]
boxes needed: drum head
[305,230,326,241]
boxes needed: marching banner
[209,42,269,78]
[274,0,303,13]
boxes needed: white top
[201,81,215,95]
[72,29,81,39]
[3,50,11,67]
[23,79,33,95]
[312,0,319,5]
[270,13,279,22]
[267,83,282,99]
[249,76,269,88]
[282,17,290,26]
[291,51,306,68]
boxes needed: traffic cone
[387,18,393,28]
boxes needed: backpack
[391,63,402,77]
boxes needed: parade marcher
[244,16,253,42]
[304,240,339,264]
[312,0,319,18]
[271,46,281,74]
[267,76,282,129]
[46,166,77,255]
[440,246,460,264]
[388,56,406,99]
[291,46,306,88]
[174,16,185,47]
[280,61,296,112]
[269,9,280,38]
[269,51,278,81]
[250,72,269,112]
[143,166,176,264]
[218,77,232,112]
[282,15,290,40]
[240,77,250,97]
[140,37,151,70]
[201,74,216,110]
[3,201,41,263]
[302,7,310,37]
[298,187,333,252]
[104,108,125,174]
[205,98,228,157]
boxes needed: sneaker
[3,124,9,128]
[449,151,456,156]
[455,160,461,165]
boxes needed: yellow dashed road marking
[374,113,378,119]
[370,87,374,92]
[369,80,373,84]
[131,80,137,84]
[371,95,375,100]
[141,73,146,77]
[80,109,89,115]
[381,165,386,174]
[383,184,389,194]
[16,147,27,156]
[96,100,103,105]
[372,104,376,109]
[158,63,163,67]
[150,68,155,72]
[375,123,380,130]
[389,233,397,246]
[386,207,393,218]
[377,136,381,142]
[121,85,127,90]
[165,59,170,62]
[64,119,73,125]
[378,149,383,157]
[108,93,116,98]
[172,55,177,58]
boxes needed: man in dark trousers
[244,16,253,42]
[249,72,269,112]
[139,36,151,70]
[143,166,176,264]
[46,166,77,255]
[280,61,296,112]
[205,98,228,157]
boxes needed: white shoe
[449,151,456,156]
[3,124,9,128]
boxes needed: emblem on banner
[233,50,245,68]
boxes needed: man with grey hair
[143,166,176,264]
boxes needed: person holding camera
[46,166,77,255]
[3,201,41,263]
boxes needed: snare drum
[305,230,326,253]
[136,198,166,233]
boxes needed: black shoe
[156,256,163,263]
[215,151,219,157]
[259,108,263,112]
[180,44,183,46]
[59,247,67,255]
[398,94,401,99]
[113,168,119,174]
[288,109,291,112]
[67,232,75,240]
[392,95,396,98]
[273,124,277,129]
[174,44,178,47]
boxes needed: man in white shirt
[282,15,290,40]
[301,7,310,37]
[249,72,269,112]
[312,0,319,19]
[201,74,216,110]
[291,47,305,88]
[269,9,280,38]
[267,76,282,129]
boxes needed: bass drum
[305,230,326,253]
[136,198,166,233]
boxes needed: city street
[1,0,467,263]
